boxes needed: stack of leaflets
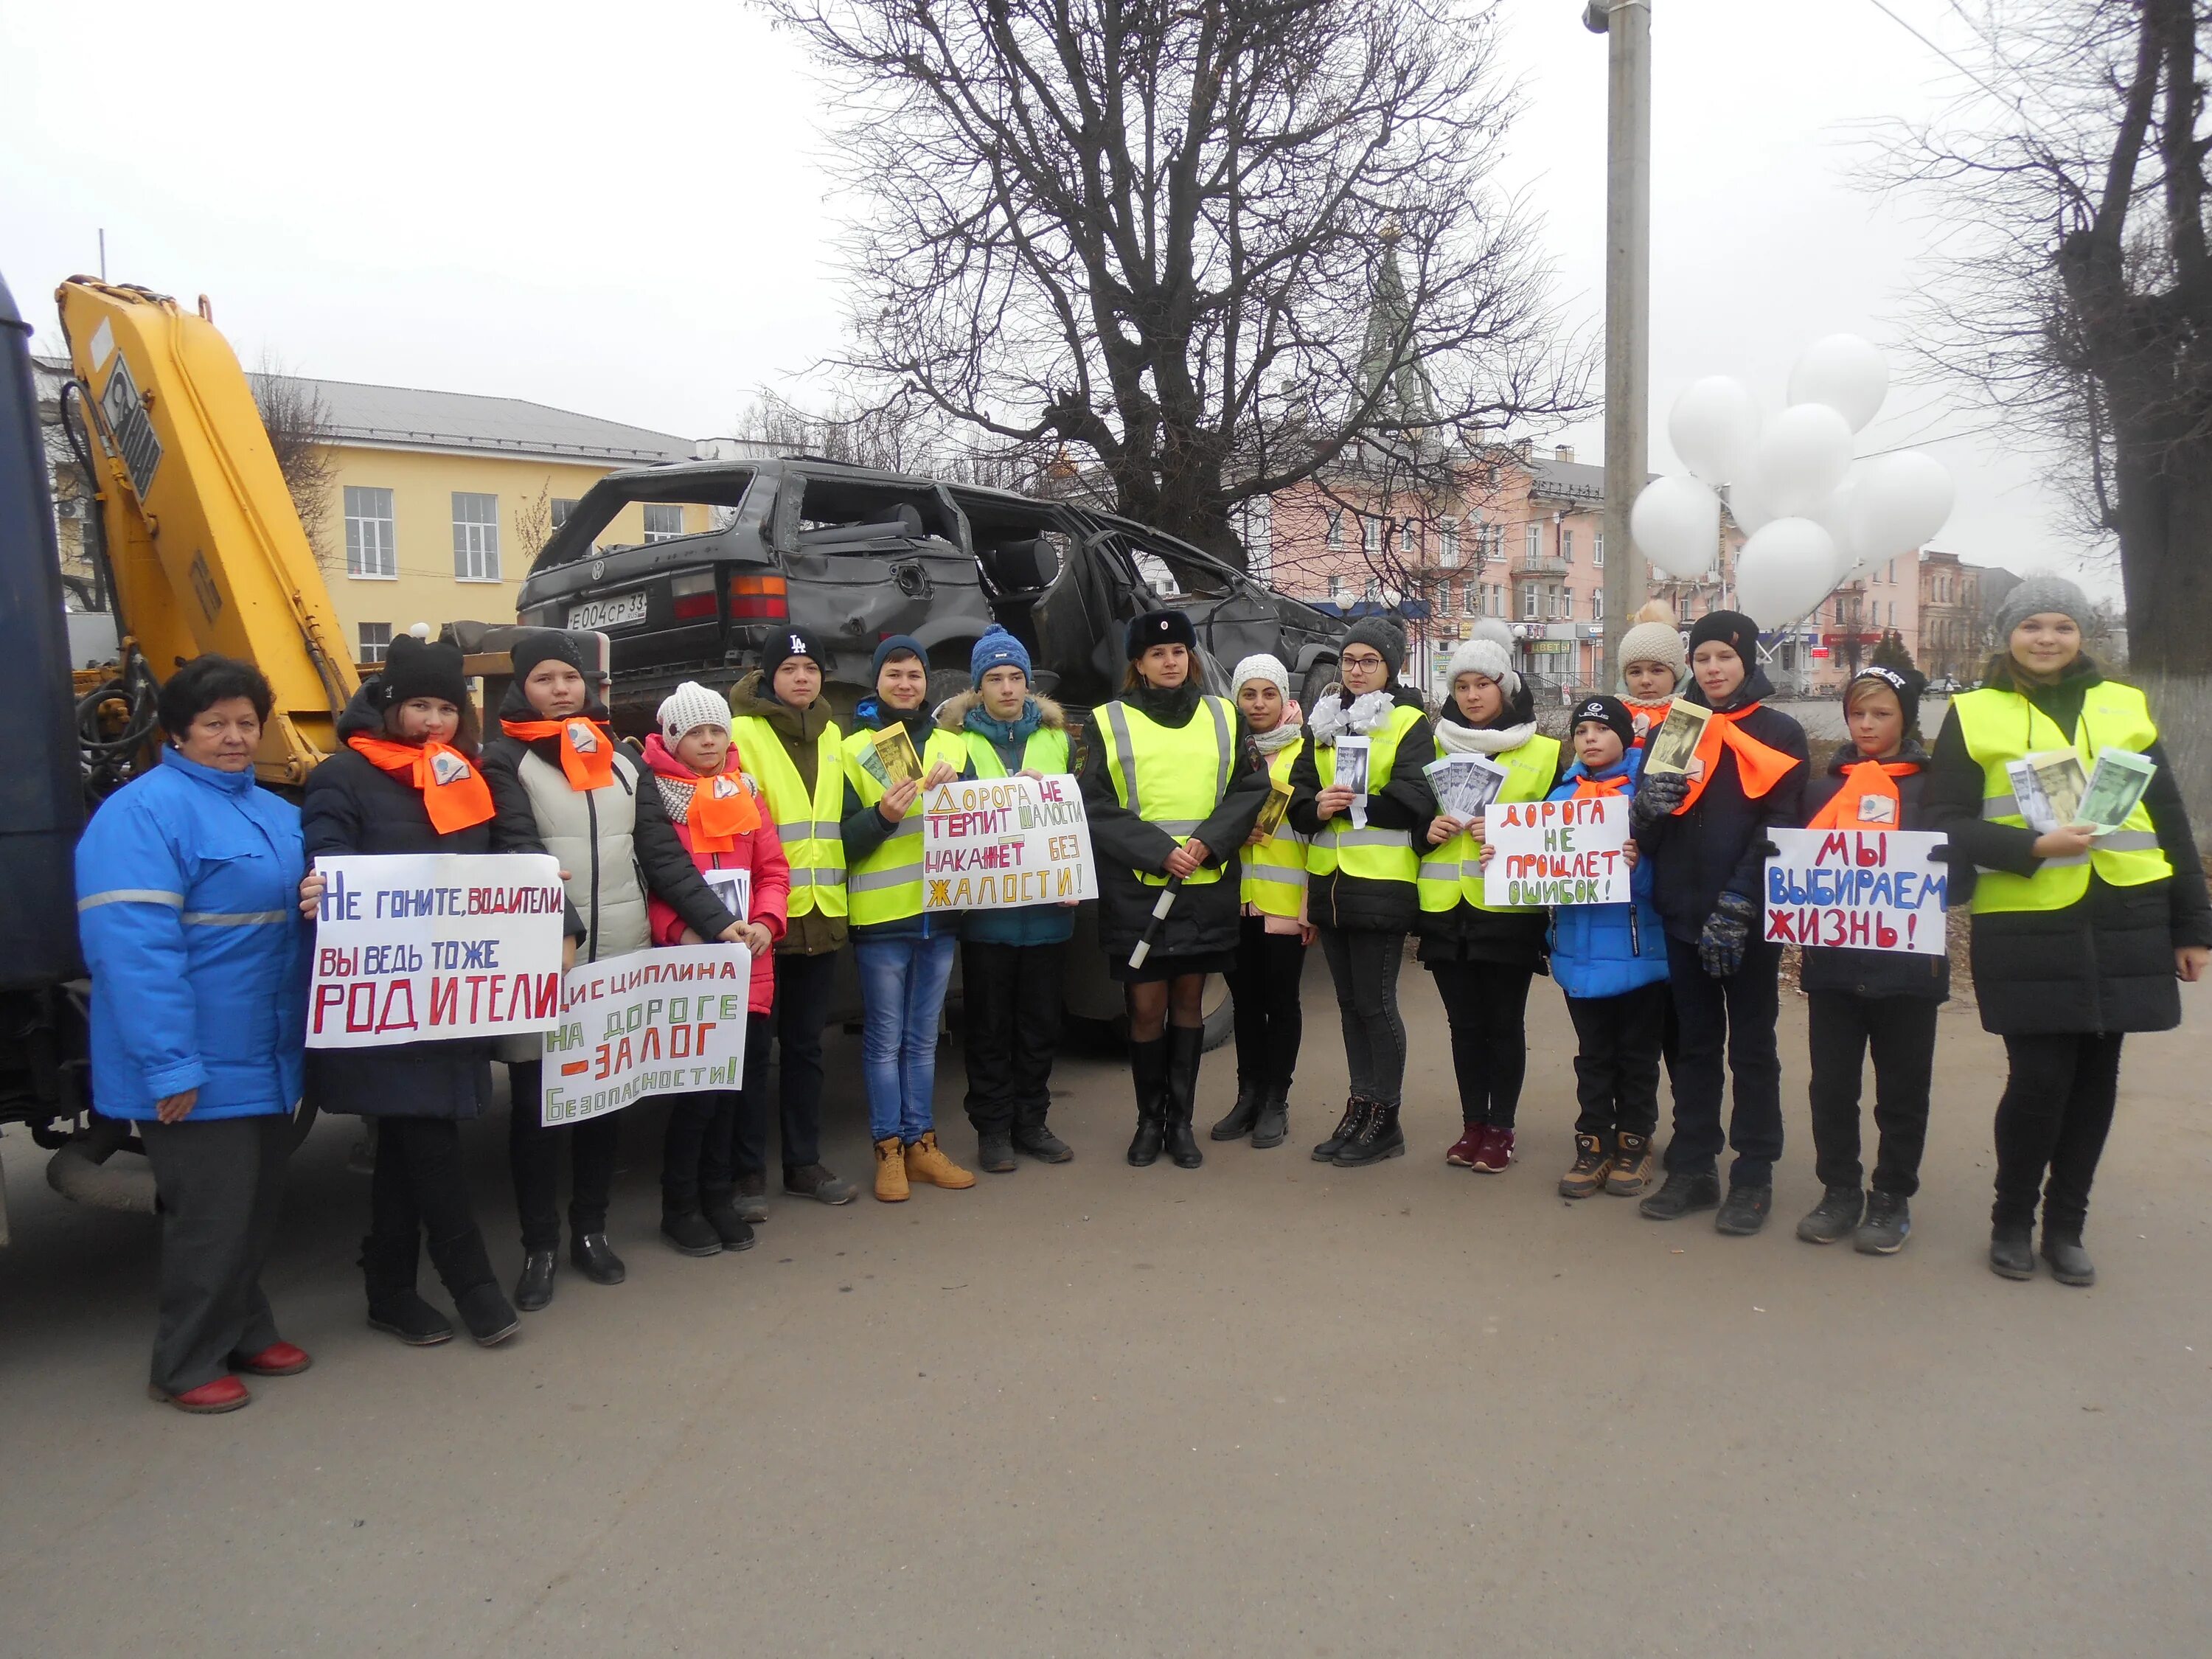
[1642,700,1711,776]
[2010,747,2157,835]
[2079,748,2157,832]
[1424,754,1511,822]
[857,723,922,790]
[1253,781,1295,841]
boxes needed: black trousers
[1992,1031,2125,1234]
[961,939,1067,1135]
[1317,924,1408,1107]
[1565,984,1666,1140]
[1663,933,1784,1184]
[1806,992,1939,1197]
[760,952,836,1172]
[369,1116,478,1247]
[507,1058,618,1251]
[139,1113,290,1396]
[1428,959,1534,1127]
[1227,917,1307,1091]
[720,1011,780,1181]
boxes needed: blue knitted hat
[970,625,1032,687]
[871,634,929,681]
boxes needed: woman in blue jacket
[75,657,313,1414]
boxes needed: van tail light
[728,573,789,622]
[670,571,717,622]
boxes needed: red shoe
[1445,1123,1486,1167]
[147,1376,251,1413]
[1470,1125,1516,1173]
[231,1340,313,1377]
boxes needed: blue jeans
[854,933,959,1142]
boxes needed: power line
[1862,0,2036,125]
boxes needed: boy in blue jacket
[1545,698,1671,1197]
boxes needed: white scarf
[1433,717,1537,757]
[1306,688,1399,747]
[1249,700,1306,755]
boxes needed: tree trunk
[2114,434,2212,676]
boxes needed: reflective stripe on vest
[842,725,970,925]
[1242,739,1310,918]
[1952,682,2171,914]
[959,724,1072,780]
[730,714,848,919]
[1100,695,1236,886]
[1307,704,1424,886]
[1417,734,1562,913]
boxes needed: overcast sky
[1,0,2100,591]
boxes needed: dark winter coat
[1287,684,1433,934]
[839,698,973,943]
[1634,664,1809,943]
[1076,678,1269,964]
[1413,682,1564,971]
[1923,656,2211,1034]
[936,689,1078,947]
[299,684,498,1120]
[1798,740,1955,1001]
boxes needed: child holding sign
[1794,667,1952,1255]
[643,683,787,1257]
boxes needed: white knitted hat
[1445,636,1519,698]
[658,680,731,746]
[1231,653,1290,698]
[1617,618,1686,678]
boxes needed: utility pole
[1586,0,1649,693]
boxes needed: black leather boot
[361,1233,453,1346]
[660,1197,723,1257]
[1988,1224,2036,1280]
[1313,1096,1368,1162]
[1332,1099,1405,1167]
[1126,1035,1169,1166]
[2040,1227,2096,1287]
[1163,1025,1206,1169]
[700,1187,757,1251]
[428,1229,519,1347]
[1638,1168,1722,1221]
[569,1231,627,1284]
[1250,1081,1290,1150]
[514,1248,557,1312]
[1210,1075,1264,1141]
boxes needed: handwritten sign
[1762,828,1948,955]
[923,773,1096,911]
[1483,796,1633,907]
[540,946,754,1124]
[308,854,566,1049]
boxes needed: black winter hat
[1687,609,1761,665]
[509,630,584,681]
[1343,616,1408,679]
[1847,664,1927,737]
[1570,695,1636,752]
[378,634,468,708]
[759,625,828,686]
[1125,608,1197,660]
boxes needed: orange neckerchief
[501,716,616,790]
[1569,770,1634,801]
[1807,759,1919,831]
[347,734,495,834]
[1624,698,1672,748]
[1675,704,1801,813]
[685,770,762,852]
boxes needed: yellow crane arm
[56,279,358,785]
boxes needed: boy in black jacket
[1630,611,1807,1234]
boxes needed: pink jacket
[641,734,790,1017]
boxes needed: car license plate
[567,592,649,630]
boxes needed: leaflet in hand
[1335,736,1371,830]
[2076,748,2156,834]
[1253,779,1294,841]
[705,867,751,925]
[869,723,922,787]
[1424,754,1509,823]
[2005,749,2087,835]
[1641,700,1711,776]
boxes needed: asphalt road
[2,956,2207,1659]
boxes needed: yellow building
[266,374,709,666]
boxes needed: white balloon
[1753,403,1857,518]
[1846,450,1955,560]
[1733,518,1840,627]
[1814,465,1871,579]
[1725,467,1777,537]
[1668,376,1762,486]
[1787,333,1891,432]
[1629,475,1722,580]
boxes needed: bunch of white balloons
[1628,335,1955,626]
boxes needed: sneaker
[785,1163,858,1206]
[904,1130,976,1190]
[1012,1122,1074,1163]
[1444,1121,1485,1168]
[1854,1190,1911,1255]
[1638,1169,1722,1221]
[976,1132,1018,1175]
[1795,1184,1865,1245]
[1605,1133,1655,1197]
[1714,1183,1773,1237]
[872,1135,910,1203]
[1558,1133,1610,1199]
[1470,1124,1515,1173]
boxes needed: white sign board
[1482,796,1633,907]
[922,773,1096,911]
[540,946,754,1125]
[1762,828,1950,956]
[308,854,566,1049]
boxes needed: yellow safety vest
[1099,694,1237,887]
[959,723,1072,779]
[1307,704,1425,886]
[728,713,846,919]
[1417,734,1563,914]
[1952,681,2170,914]
[842,722,970,926]
[1241,740,1309,919]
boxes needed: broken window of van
[642,504,684,542]
[539,470,755,566]
[793,476,957,552]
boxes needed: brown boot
[873,1135,910,1203]
[904,1130,976,1190]
[1607,1132,1655,1197]
[1558,1133,1612,1199]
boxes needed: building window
[551,498,580,530]
[1593,532,1604,568]
[358,622,392,664]
[1361,517,1377,554]
[1526,523,1540,561]
[1461,582,1478,618]
[1363,577,1381,602]
[1560,588,1574,621]
[1399,519,1417,554]
[1593,587,1604,622]
[1440,518,1460,566]
[1523,583,1540,620]
[344,486,396,580]
[1489,583,1503,617]
[452,493,501,582]
[1326,574,1343,600]
[1483,523,1503,563]
[643,504,684,543]
[1562,529,1574,563]
[1326,510,1344,550]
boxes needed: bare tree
[763,0,1590,568]
[512,480,558,566]
[1874,0,2212,675]
[251,355,341,571]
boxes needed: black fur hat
[1125,608,1197,660]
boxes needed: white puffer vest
[520,748,652,962]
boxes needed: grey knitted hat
[1992,575,2091,644]
[1342,616,1408,678]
